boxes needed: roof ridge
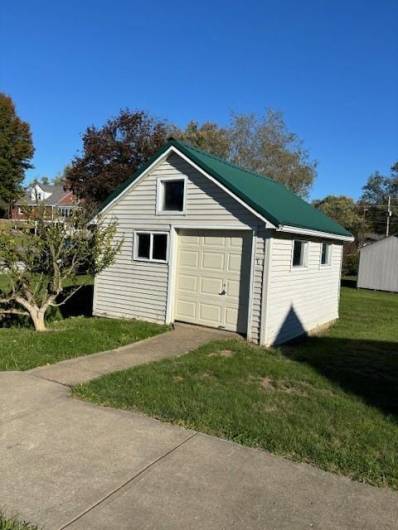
[172,138,281,187]
[96,138,352,238]
[172,139,349,217]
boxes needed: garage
[173,229,252,333]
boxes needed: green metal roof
[99,139,352,238]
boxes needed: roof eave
[276,224,354,242]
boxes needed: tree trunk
[30,307,47,331]
[15,296,54,332]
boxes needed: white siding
[250,232,266,344]
[358,236,398,293]
[94,153,265,339]
[263,234,343,345]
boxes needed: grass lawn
[0,272,168,370]
[74,287,398,489]
[0,514,38,530]
[0,317,168,371]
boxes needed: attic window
[157,178,186,214]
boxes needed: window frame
[320,242,332,267]
[291,239,309,269]
[156,176,187,215]
[133,230,169,263]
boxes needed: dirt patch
[208,349,234,358]
[199,371,215,380]
[260,377,274,390]
[259,377,309,397]
[173,375,184,383]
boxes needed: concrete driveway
[1,329,398,529]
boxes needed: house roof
[17,185,69,207]
[99,139,352,238]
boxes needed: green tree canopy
[173,121,229,159]
[313,195,366,239]
[359,162,398,235]
[176,110,317,197]
[0,93,34,205]
[360,170,398,204]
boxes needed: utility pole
[386,195,392,237]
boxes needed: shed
[93,139,353,345]
[357,235,398,293]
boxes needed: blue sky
[1,0,397,199]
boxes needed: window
[58,207,71,217]
[135,232,168,262]
[157,178,185,213]
[321,242,331,265]
[292,240,307,268]
[137,233,151,259]
[152,233,168,260]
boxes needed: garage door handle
[219,283,226,295]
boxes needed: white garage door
[174,229,252,333]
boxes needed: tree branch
[0,296,14,305]
[0,308,29,316]
[50,284,83,307]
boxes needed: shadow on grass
[0,284,94,328]
[282,335,398,418]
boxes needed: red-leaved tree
[65,110,169,206]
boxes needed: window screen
[137,233,150,259]
[152,233,168,261]
[162,180,184,211]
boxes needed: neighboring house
[93,139,353,346]
[358,235,398,293]
[10,183,78,221]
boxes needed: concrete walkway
[1,327,398,529]
[29,323,237,386]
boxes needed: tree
[313,195,366,275]
[32,176,50,186]
[228,110,316,197]
[65,110,169,206]
[359,163,398,235]
[177,110,317,197]
[173,121,229,159]
[53,165,71,185]
[361,171,392,204]
[0,93,34,205]
[313,195,366,239]
[0,209,122,331]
